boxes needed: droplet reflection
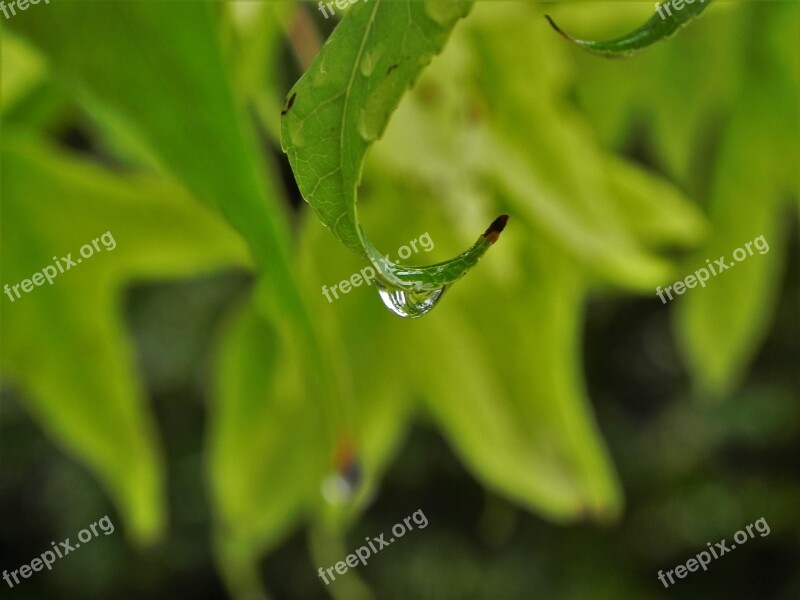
[375,282,447,318]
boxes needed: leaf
[546,0,713,58]
[602,155,707,250]
[675,86,791,395]
[10,2,349,501]
[210,206,421,595]
[565,0,796,395]
[281,0,507,305]
[1,131,251,543]
[1,31,47,113]
[571,8,738,183]
[368,4,678,291]
[413,189,621,519]
[294,201,426,520]
[8,2,291,271]
[209,300,328,598]
[304,170,622,521]
[225,1,293,143]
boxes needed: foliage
[2,1,796,598]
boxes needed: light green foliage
[7,0,345,581]
[1,132,250,542]
[567,1,798,394]
[676,87,790,394]
[2,0,795,597]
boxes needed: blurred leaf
[306,169,622,520]
[210,300,328,598]
[676,86,790,395]
[281,0,509,300]
[568,1,797,394]
[11,10,354,585]
[294,206,423,525]
[370,4,680,290]
[225,1,293,142]
[0,132,251,543]
[603,155,707,250]
[1,31,47,113]
[473,6,680,290]
[571,3,739,184]
[8,2,292,271]
[210,205,421,595]
[8,3,322,368]
[420,233,622,520]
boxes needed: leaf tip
[544,15,573,42]
[483,214,509,244]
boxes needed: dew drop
[359,46,384,77]
[423,0,466,27]
[375,281,447,318]
[321,441,361,504]
[321,473,357,505]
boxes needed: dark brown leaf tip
[483,214,509,244]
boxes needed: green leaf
[294,206,422,521]
[224,2,294,143]
[10,1,350,497]
[546,0,713,58]
[303,171,621,521]
[1,31,47,113]
[1,132,250,543]
[603,155,707,250]
[675,87,790,395]
[572,5,739,184]
[566,1,796,394]
[369,4,677,291]
[281,0,507,310]
[209,300,328,598]
[210,207,420,594]
[8,2,292,270]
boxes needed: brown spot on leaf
[281,92,297,116]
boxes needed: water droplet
[286,119,306,148]
[359,46,384,77]
[423,0,466,27]
[322,436,361,504]
[376,281,447,318]
[321,473,357,505]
